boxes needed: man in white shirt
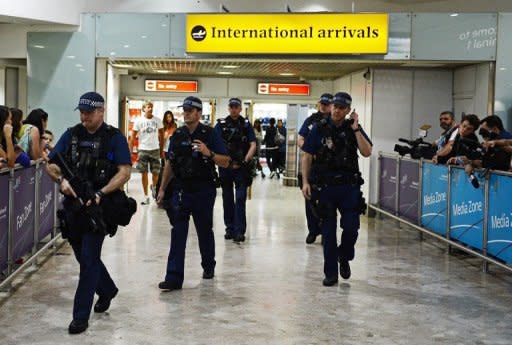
[432,111,458,164]
[130,101,164,204]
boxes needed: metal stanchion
[418,159,424,241]
[482,174,490,273]
[395,156,401,229]
[52,180,58,251]
[6,169,14,279]
[32,163,40,263]
[446,166,452,253]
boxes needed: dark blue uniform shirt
[166,123,227,159]
[213,116,256,144]
[49,122,131,165]
[302,118,372,156]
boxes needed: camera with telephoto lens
[394,125,436,160]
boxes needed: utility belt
[174,178,218,193]
[314,172,363,186]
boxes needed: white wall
[0,24,77,59]
[369,68,453,204]
[0,0,85,25]
[453,63,492,119]
[0,68,5,105]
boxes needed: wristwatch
[353,126,361,133]
[95,190,105,199]
[209,151,216,159]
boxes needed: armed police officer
[298,93,333,245]
[214,98,256,243]
[301,92,372,286]
[46,92,131,334]
[156,96,230,291]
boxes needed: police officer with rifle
[301,92,372,286]
[46,92,132,334]
[156,96,230,291]
[214,98,257,243]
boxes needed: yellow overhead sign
[186,13,388,54]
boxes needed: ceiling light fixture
[217,71,233,75]
[450,13,459,17]
[222,65,240,69]
[111,64,133,68]
[155,70,171,73]
[33,45,45,49]
[499,67,507,71]
[279,72,295,76]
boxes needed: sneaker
[322,276,338,287]
[269,171,275,179]
[150,184,156,199]
[68,319,88,334]
[305,233,317,244]
[94,288,119,313]
[261,172,266,178]
[141,197,150,205]
[158,281,182,291]
[202,270,214,279]
[339,259,351,280]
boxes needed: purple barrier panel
[398,160,420,223]
[12,166,36,260]
[0,172,9,272]
[379,156,398,213]
[38,167,55,241]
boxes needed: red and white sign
[145,80,198,93]
[257,83,310,96]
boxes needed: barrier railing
[0,160,64,290]
[370,152,512,273]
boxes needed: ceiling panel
[110,59,410,80]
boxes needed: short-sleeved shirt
[302,119,372,156]
[299,112,329,138]
[133,115,162,151]
[166,123,227,160]
[49,122,131,166]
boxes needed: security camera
[363,69,371,80]
[131,74,139,80]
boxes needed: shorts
[137,149,161,174]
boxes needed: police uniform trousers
[316,184,360,279]
[164,185,216,286]
[305,199,321,236]
[220,168,250,237]
[66,211,117,321]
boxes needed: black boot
[68,319,88,334]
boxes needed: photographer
[436,114,479,165]
[480,115,512,140]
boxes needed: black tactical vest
[217,116,250,164]
[65,123,119,189]
[312,120,359,176]
[169,123,217,184]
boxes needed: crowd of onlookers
[431,112,512,175]
[0,105,52,169]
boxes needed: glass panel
[495,13,512,129]
[411,13,497,61]
[27,14,95,138]
[96,14,171,58]
[170,13,186,58]
[384,13,411,60]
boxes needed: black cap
[75,91,105,112]
[332,92,352,107]
[228,98,242,107]
[179,96,202,110]
[319,93,333,105]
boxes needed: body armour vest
[169,123,217,184]
[312,120,359,176]
[65,124,119,189]
[217,116,250,164]
[307,111,328,132]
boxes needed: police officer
[298,93,333,244]
[156,96,230,291]
[214,98,256,243]
[301,92,372,286]
[46,92,131,333]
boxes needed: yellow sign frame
[186,13,389,54]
